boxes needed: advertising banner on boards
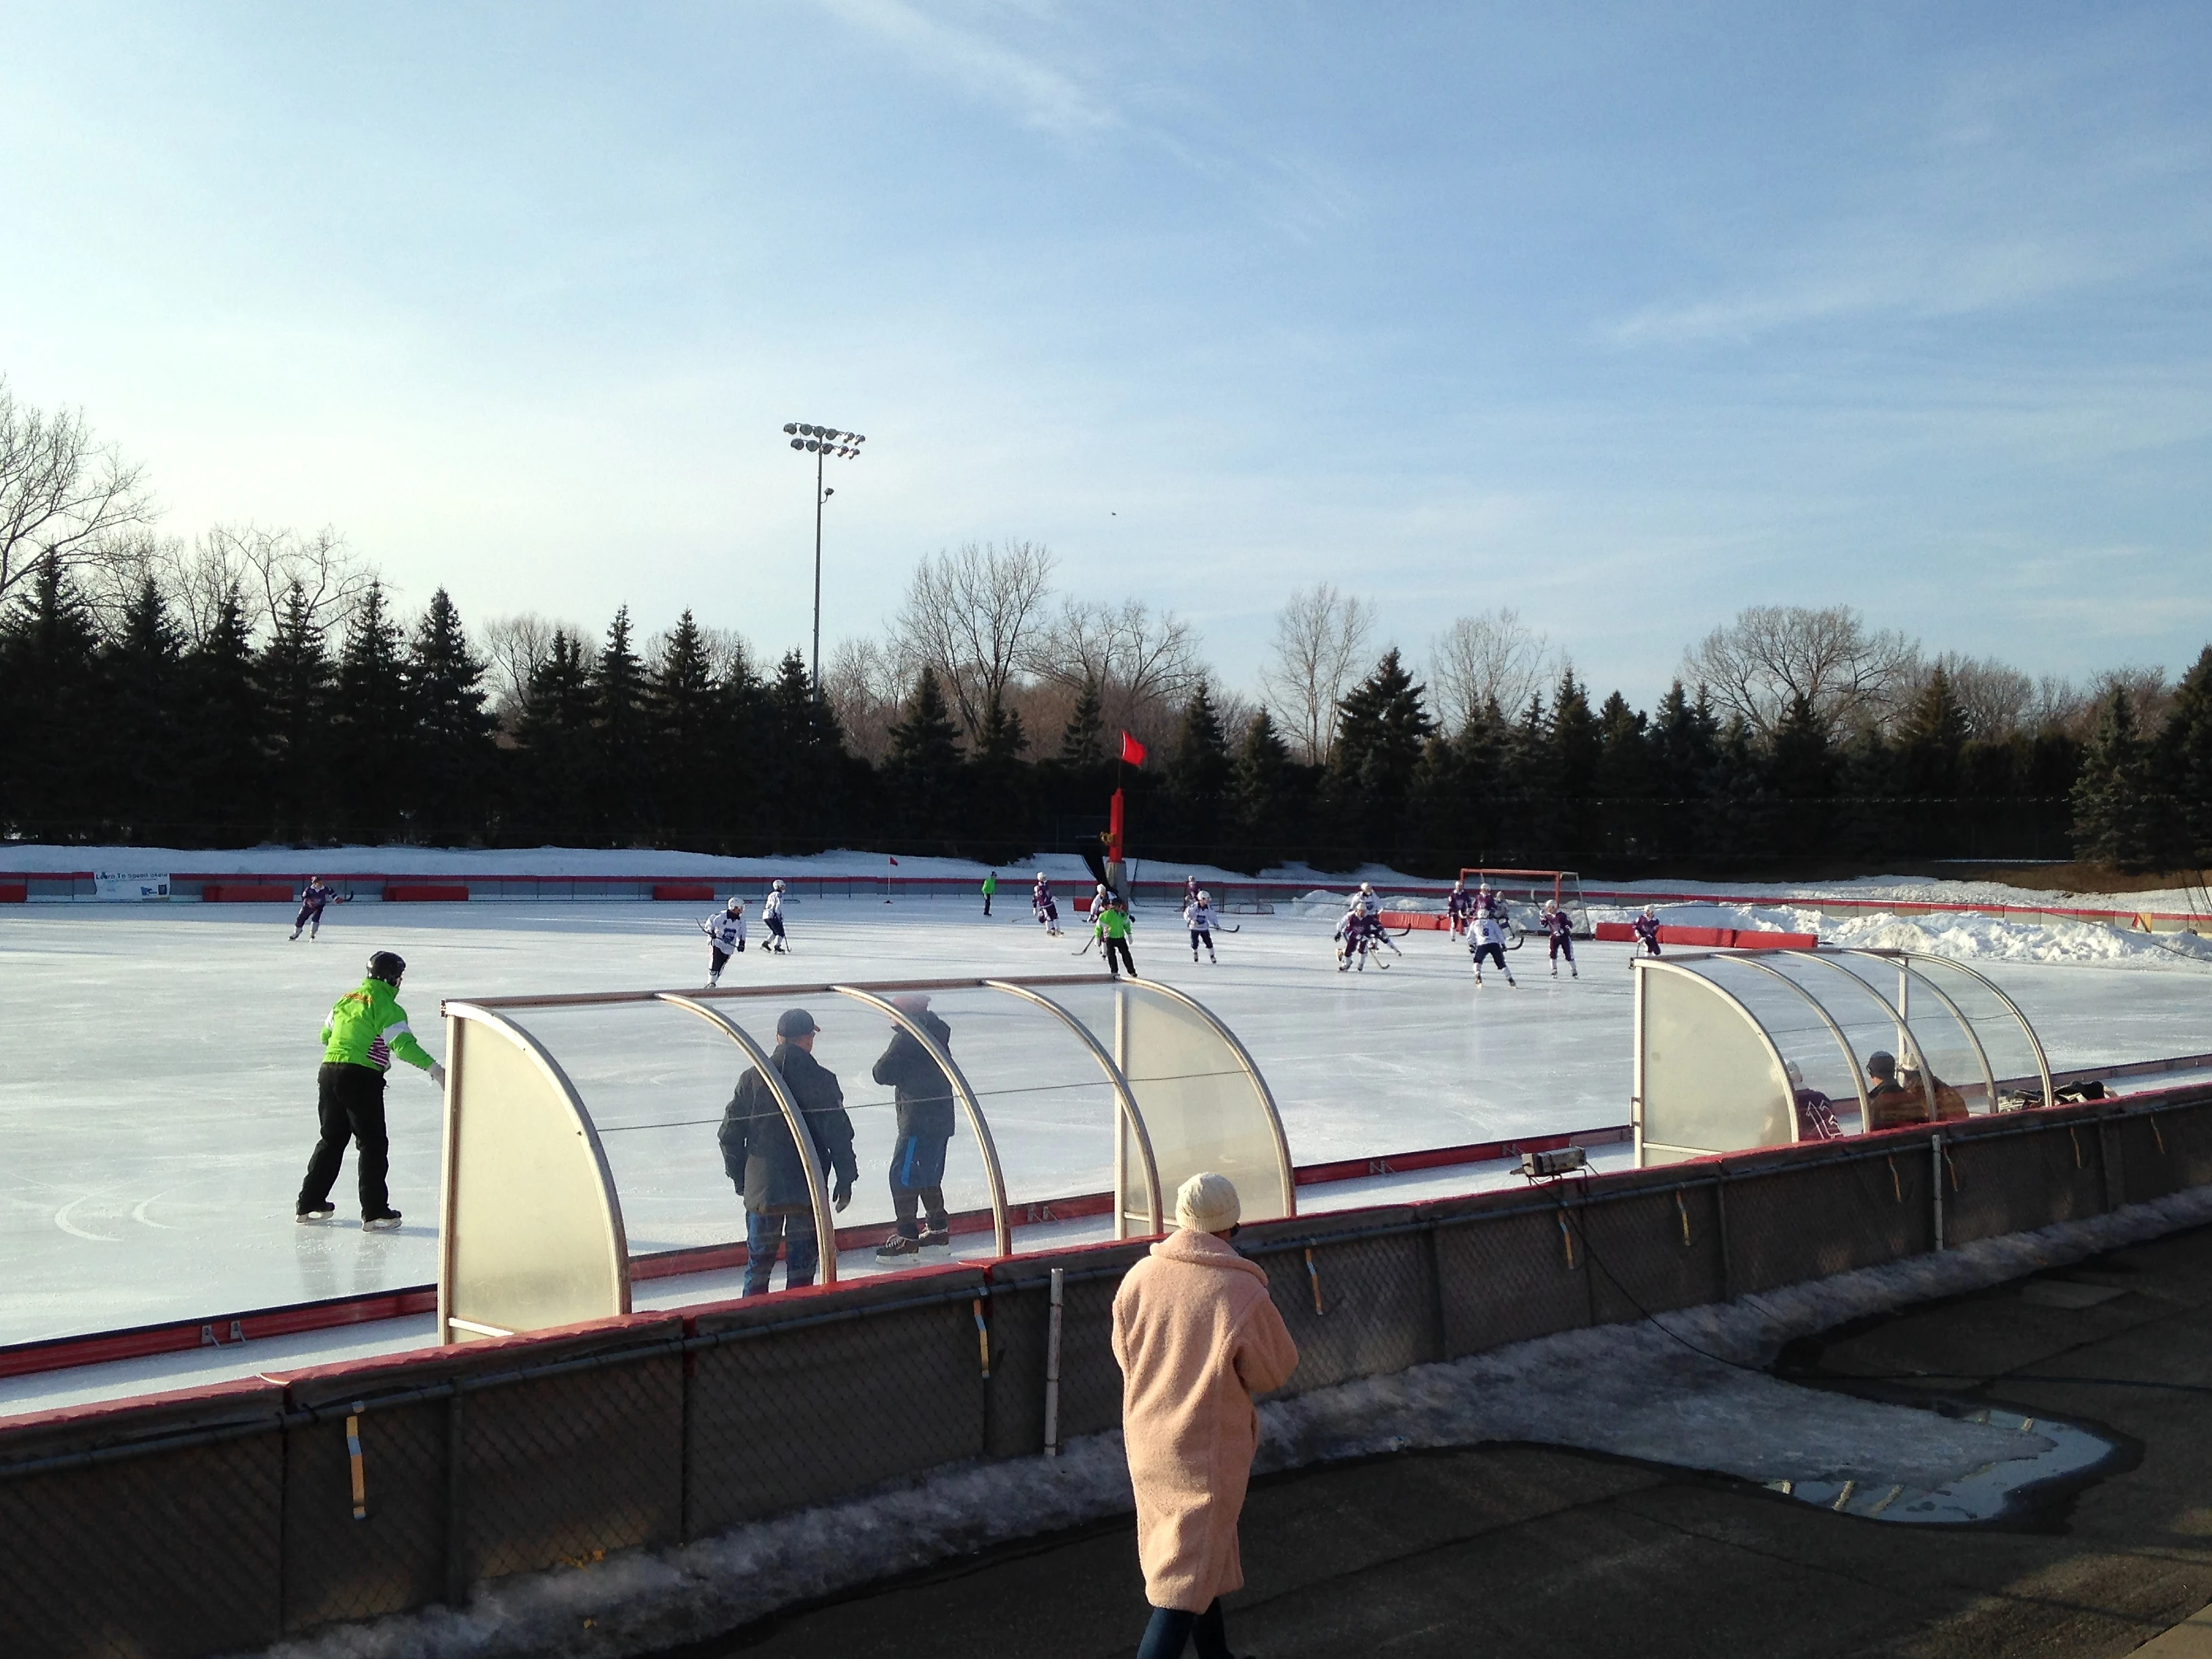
[94,872,171,902]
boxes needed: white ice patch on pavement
[236,1183,2212,1659]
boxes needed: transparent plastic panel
[1051,979,1290,1229]
[446,1015,626,1338]
[1752,954,1926,1136]
[1693,956,1861,1139]
[1902,956,2049,1105]
[1638,964,1791,1164]
[1814,954,1980,1122]
[486,998,778,1258]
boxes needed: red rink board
[200,884,293,902]
[653,883,716,901]
[1594,921,1818,950]
[384,884,469,902]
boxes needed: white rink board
[1,895,2207,1357]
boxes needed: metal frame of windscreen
[438,972,1287,1340]
[1631,947,2055,1166]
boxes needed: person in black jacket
[872,994,959,1261]
[718,1008,858,1295]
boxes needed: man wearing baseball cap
[1112,1172,1300,1658]
[718,1008,858,1295]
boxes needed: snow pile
[1291,888,1353,918]
[1590,899,2212,971]
[245,1183,2212,1659]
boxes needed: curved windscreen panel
[1045,979,1292,1229]
[1807,953,1977,1124]
[441,1008,628,1342]
[1635,962,1791,1165]
[1693,954,1864,1139]
[1901,955,2052,1106]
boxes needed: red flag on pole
[1119,732,1148,766]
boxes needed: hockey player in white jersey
[1183,890,1220,964]
[762,880,790,952]
[1470,909,1517,987]
[701,897,747,985]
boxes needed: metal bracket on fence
[1044,1269,1064,1459]
[1886,1156,1902,1203]
[2070,1126,2084,1169]
[2151,1113,2167,1156]
[970,1298,991,1380]
[1556,1206,1578,1271]
[346,1404,367,1521]
[1931,1134,1945,1252]
[1675,1191,1691,1248]
[1303,1248,1325,1315]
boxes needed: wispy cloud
[814,0,1118,138]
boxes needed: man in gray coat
[719,1008,858,1295]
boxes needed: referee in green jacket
[296,950,446,1230]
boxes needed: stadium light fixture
[781,422,866,695]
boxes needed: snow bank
[241,1183,2212,1659]
[1593,899,2212,972]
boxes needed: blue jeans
[743,1209,819,1296]
[1137,1599,1229,1658]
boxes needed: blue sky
[1,2,2207,707]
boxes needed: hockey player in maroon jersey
[1633,905,1662,957]
[1539,899,1578,979]
[1445,879,1475,941]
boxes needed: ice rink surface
[3,891,2208,1361]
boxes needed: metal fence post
[1931,1132,1945,1252]
[1714,1169,1732,1300]
[1044,1269,1064,1458]
[444,1391,468,1607]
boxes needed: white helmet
[1096,882,1109,893]
[1478,879,1493,891]
[1543,899,1558,913]
[1359,881,1374,894]
[726,897,741,911]
[773,879,786,892]
[1197,890,1211,903]
[1642,905,1656,918]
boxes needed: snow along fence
[3,1083,2210,1659]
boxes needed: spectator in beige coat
[1111,1172,1300,1658]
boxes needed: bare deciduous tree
[823,636,907,764]
[893,540,1059,741]
[208,522,375,638]
[1030,595,1203,742]
[480,613,572,726]
[1681,604,1919,737]
[1428,609,1550,736]
[701,626,758,688]
[1258,583,1374,764]
[1904,653,2038,740]
[0,378,157,606]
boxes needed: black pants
[299,1062,390,1216]
[1104,937,1135,976]
[1137,1599,1229,1658]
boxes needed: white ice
[3,883,2207,1417]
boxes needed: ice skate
[1572,966,1579,979]
[918,1227,952,1255]
[296,1203,335,1224]
[288,930,301,941]
[874,1233,922,1263]
[1551,964,1557,978]
[362,1210,403,1232]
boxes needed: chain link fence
[3,1086,2208,1659]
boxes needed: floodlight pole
[781,421,866,700]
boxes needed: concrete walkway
[665,1222,2212,1659]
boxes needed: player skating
[295,951,445,1230]
[1633,905,1662,958]
[1032,873,1063,936]
[1183,889,1219,964]
[1094,891,1136,977]
[700,897,747,985]
[762,879,790,952]
[1445,878,1474,941]
[288,876,348,941]
[1470,909,1517,987]
[1540,899,1578,979]
[1335,897,1386,972]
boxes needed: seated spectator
[1900,1058,1971,1122]
[1786,1061,1845,1141]
[1864,1049,1929,1130]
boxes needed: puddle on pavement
[1761,1404,2119,1523]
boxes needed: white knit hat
[1174,1171,1241,1234]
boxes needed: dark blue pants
[1136,1599,1229,1658]
[744,1209,819,1295]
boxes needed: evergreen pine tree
[258,579,334,838]
[1167,679,1230,851]
[1499,693,1550,863]
[888,665,963,837]
[1649,681,1719,863]
[1702,714,1773,866]
[329,581,411,840]
[647,611,720,844]
[764,649,847,847]
[2072,687,2159,868]
[1767,692,1835,860]
[2158,644,2212,865]
[183,583,266,844]
[0,554,106,840]
[1591,691,1653,862]
[102,575,187,841]
[515,628,596,841]
[1227,706,1294,872]
[590,607,651,838]
[404,589,494,844]
[1059,674,1105,766]
[1548,667,1600,861]
[1330,649,1433,860]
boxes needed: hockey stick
[1071,935,1098,958]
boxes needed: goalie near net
[1458,869,1591,941]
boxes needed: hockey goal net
[1458,869,1590,937]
